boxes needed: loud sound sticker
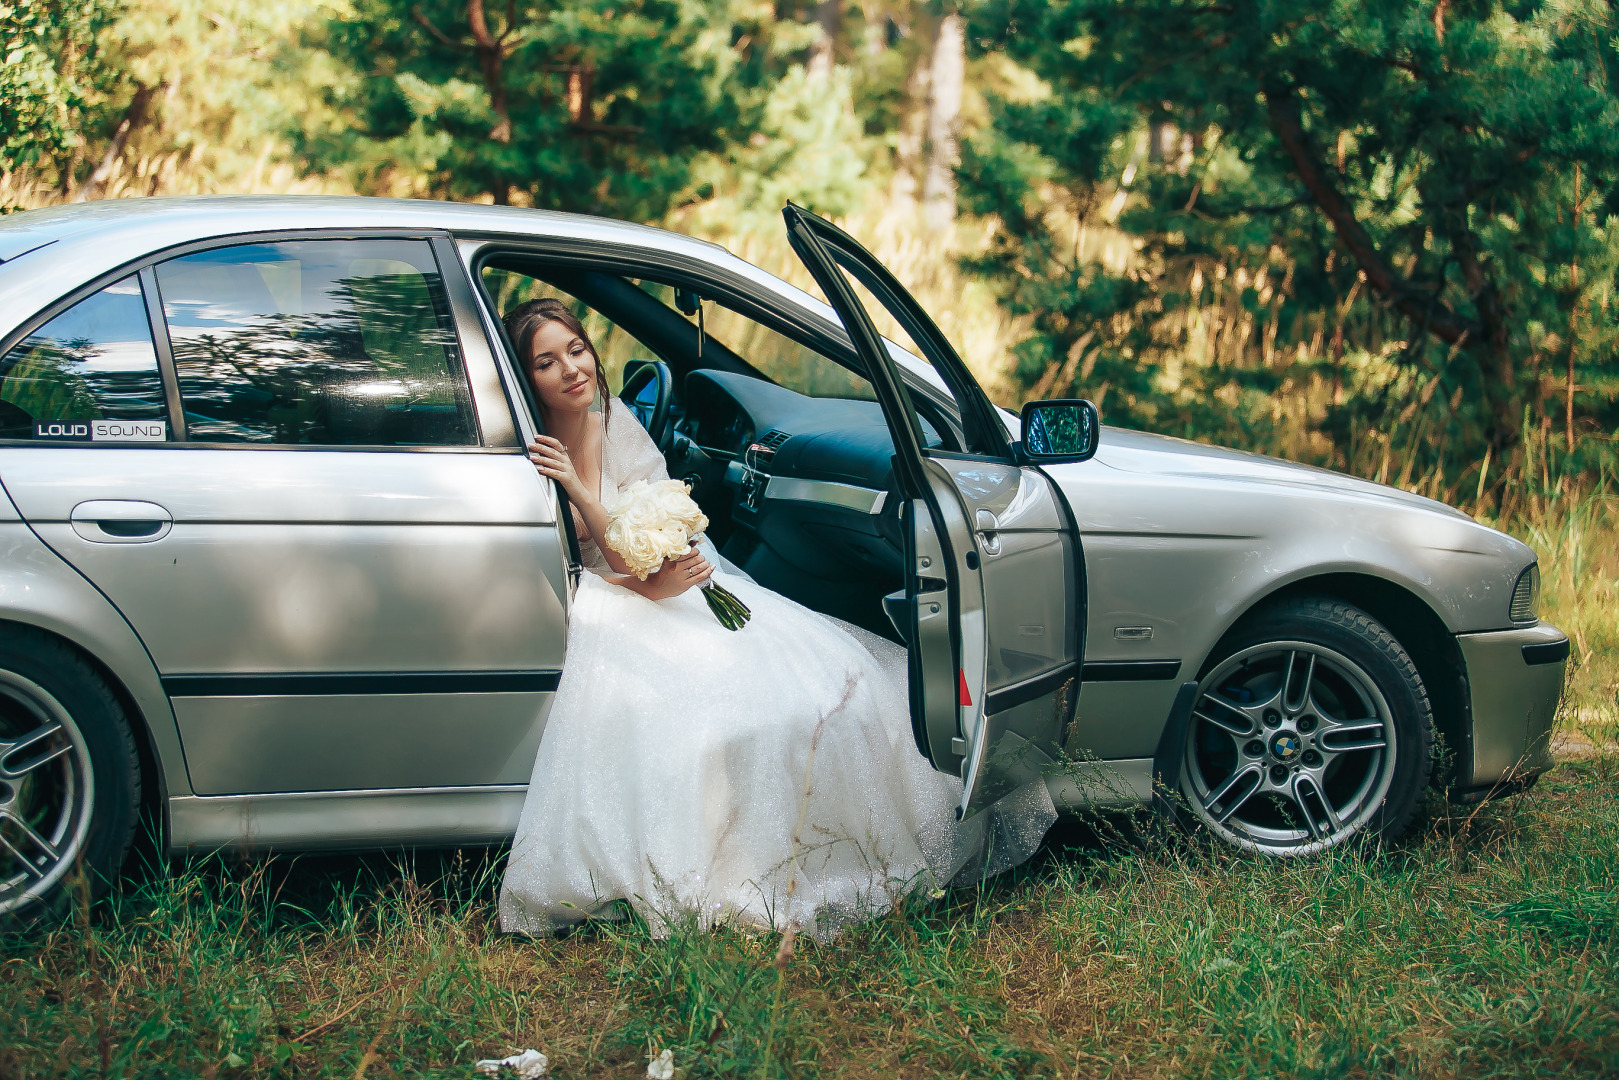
[33,420,167,442]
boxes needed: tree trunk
[1261,76,1520,448]
[921,13,964,232]
[73,83,157,203]
[1450,227,1520,450]
[466,0,511,142]
[808,1,840,79]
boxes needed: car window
[155,239,478,446]
[0,276,170,442]
[697,297,876,403]
[819,261,998,456]
[482,268,651,394]
[616,280,875,402]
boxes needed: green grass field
[5,495,1617,1080]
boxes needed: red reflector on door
[958,668,972,707]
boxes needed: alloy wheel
[0,671,95,915]
[1181,641,1396,854]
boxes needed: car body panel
[0,480,189,801]
[1457,623,1567,785]
[1031,446,1545,761]
[1,447,569,796]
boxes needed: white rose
[655,522,691,559]
[606,480,704,578]
[654,480,708,534]
[619,530,663,578]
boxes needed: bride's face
[526,319,598,414]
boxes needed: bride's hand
[643,545,713,600]
[528,436,589,503]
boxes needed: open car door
[784,205,1089,819]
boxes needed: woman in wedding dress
[497,299,1044,939]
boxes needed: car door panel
[927,456,1081,814]
[0,241,572,798]
[783,205,1086,818]
[170,690,551,794]
[4,447,567,795]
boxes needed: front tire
[0,627,140,923]
[1178,598,1433,855]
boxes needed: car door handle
[974,509,1002,556]
[69,500,173,544]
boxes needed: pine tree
[959,0,1619,472]
[296,0,764,220]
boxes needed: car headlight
[1510,563,1540,623]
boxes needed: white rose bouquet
[604,479,752,630]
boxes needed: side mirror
[1019,399,1100,463]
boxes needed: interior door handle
[882,589,911,644]
[69,500,173,544]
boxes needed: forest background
[9,0,1619,519]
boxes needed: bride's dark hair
[504,297,611,424]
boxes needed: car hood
[1093,427,1472,520]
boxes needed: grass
[5,765,1618,1078]
[3,490,1618,1079]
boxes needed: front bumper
[1454,622,1568,794]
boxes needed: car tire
[1177,597,1433,855]
[0,625,141,924]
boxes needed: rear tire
[1178,598,1433,855]
[0,626,140,924]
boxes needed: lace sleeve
[603,403,669,495]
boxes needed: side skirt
[167,786,526,854]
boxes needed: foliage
[960,0,1619,495]
[0,1,337,199]
[0,1,120,179]
[298,0,747,217]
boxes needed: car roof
[0,194,729,257]
[0,195,952,397]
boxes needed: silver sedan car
[0,197,1567,919]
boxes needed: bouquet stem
[701,581,752,630]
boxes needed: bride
[497,298,1043,939]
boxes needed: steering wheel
[619,359,673,450]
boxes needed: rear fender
[0,506,185,804]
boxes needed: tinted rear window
[156,239,478,446]
[0,276,169,442]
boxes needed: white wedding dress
[499,406,1055,939]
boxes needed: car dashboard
[671,369,944,629]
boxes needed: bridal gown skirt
[499,567,975,939]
